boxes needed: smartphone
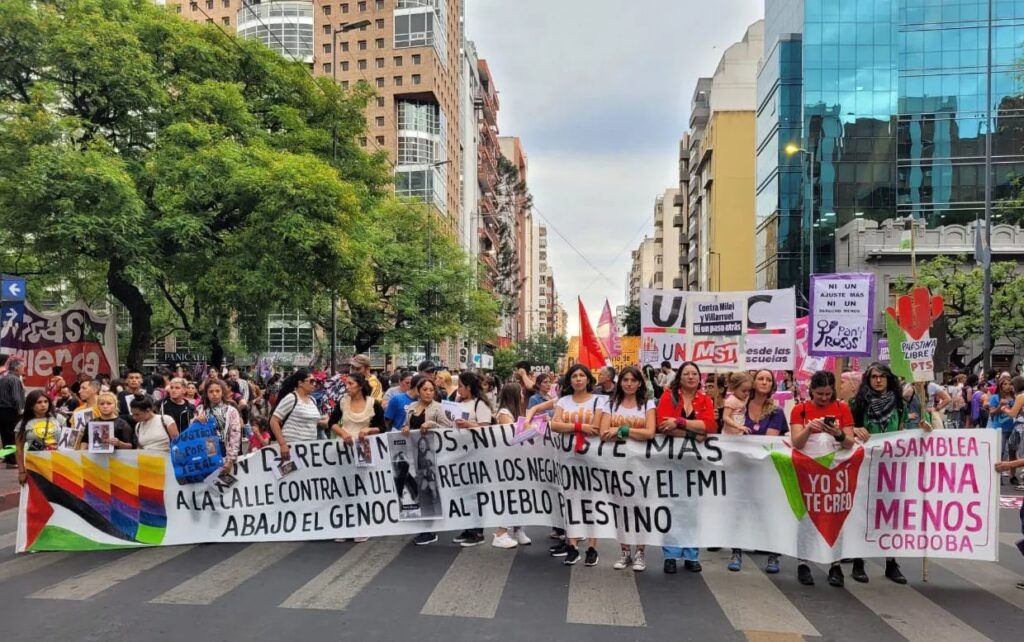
[824,416,837,428]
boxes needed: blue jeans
[662,546,699,561]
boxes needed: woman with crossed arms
[597,366,656,571]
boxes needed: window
[206,17,213,23]
[358,59,367,70]
[376,135,385,145]
[375,116,385,126]
[395,11,433,48]
[267,313,314,355]
[376,57,385,68]
[360,137,368,147]
[376,77,385,87]
[341,80,349,89]
[222,16,230,25]
[341,3,349,13]
[358,1,367,10]
[221,0,229,7]
[341,41,349,52]
[376,18,385,29]
[205,0,212,9]
[412,74,421,84]
[341,61,350,71]
[376,38,385,48]
[323,43,332,54]
[358,40,367,50]
[394,75,403,86]
[412,54,421,64]
[175,4,182,12]
[394,56,403,66]
[322,24,331,34]
[322,4,331,14]
[376,0,385,9]
[376,96,385,107]
[323,62,333,74]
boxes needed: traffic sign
[1,276,25,302]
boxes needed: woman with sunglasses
[270,369,327,462]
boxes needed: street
[0,498,1021,642]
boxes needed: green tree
[342,197,499,354]
[622,304,641,336]
[0,0,389,367]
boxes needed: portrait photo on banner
[388,432,444,521]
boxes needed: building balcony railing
[478,224,498,250]
[673,214,685,228]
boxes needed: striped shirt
[273,393,321,442]
[0,372,25,412]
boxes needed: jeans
[662,546,699,561]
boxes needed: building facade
[674,134,691,289]
[757,0,1024,298]
[627,237,658,306]
[653,189,682,291]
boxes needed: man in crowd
[160,377,196,430]
[228,367,250,412]
[595,366,616,396]
[0,357,25,466]
[117,369,145,422]
[76,379,99,414]
[349,355,383,401]
[384,371,416,431]
[382,371,404,404]
[656,361,675,389]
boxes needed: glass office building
[756,0,1024,297]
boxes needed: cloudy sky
[465,0,763,334]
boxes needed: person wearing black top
[159,378,196,430]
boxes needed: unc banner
[16,427,1000,563]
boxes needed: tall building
[627,237,658,306]
[653,188,682,291]
[499,135,530,341]
[476,57,502,293]
[674,134,691,289]
[756,0,1024,299]
[685,80,712,291]
[687,21,764,291]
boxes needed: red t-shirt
[656,389,718,434]
[789,400,854,428]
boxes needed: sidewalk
[0,465,20,513]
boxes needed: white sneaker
[632,551,647,572]
[492,533,518,549]
[513,528,532,546]
[353,537,369,543]
[613,550,632,570]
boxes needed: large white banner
[17,428,1000,563]
[639,287,796,370]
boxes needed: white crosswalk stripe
[999,531,1021,548]
[420,541,517,619]
[565,540,645,627]
[838,560,992,641]
[0,531,16,549]
[279,538,405,611]
[150,542,301,605]
[0,552,69,582]
[29,546,195,600]
[934,557,1024,610]
[701,550,819,637]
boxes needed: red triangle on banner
[24,475,54,550]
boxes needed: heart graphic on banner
[791,447,865,546]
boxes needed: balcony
[673,192,685,207]
[673,214,685,228]
[479,224,498,250]
[672,276,686,289]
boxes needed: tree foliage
[491,335,568,381]
[491,155,532,324]
[622,304,641,336]
[0,0,391,367]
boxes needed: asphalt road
[0,501,1021,642]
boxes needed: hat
[418,360,437,373]
[349,355,371,369]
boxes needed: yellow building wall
[709,111,756,291]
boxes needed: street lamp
[328,19,371,375]
[424,159,452,363]
[785,142,817,282]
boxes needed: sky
[464,0,764,334]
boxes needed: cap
[418,360,437,373]
[349,355,371,369]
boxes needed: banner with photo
[808,273,875,357]
[639,287,796,371]
[16,427,1001,564]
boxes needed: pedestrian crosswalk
[1,523,1022,640]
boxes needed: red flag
[577,297,608,369]
[596,299,622,358]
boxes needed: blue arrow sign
[0,277,25,302]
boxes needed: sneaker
[549,541,569,557]
[851,558,869,583]
[765,554,780,574]
[797,563,814,586]
[414,532,437,546]
[632,550,647,572]
[828,563,845,587]
[728,551,742,572]
[663,558,677,574]
[460,531,485,547]
[549,530,564,540]
[353,537,369,543]
[584,547,599,566]
[513,528,532,546]
[683,560,703,573]
[613,550,633,570]
[492,533,518,549]
[885,559,907,585]
[563,546,580,565]
[453,530,474,543]
[1017,581,1024,590]
[707,547,722,552]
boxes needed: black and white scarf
[865,390,898,428]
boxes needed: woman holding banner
[549,364,602,566]
[789,370,856,588]
[404,376,453,547]
[90,392,136,450]
[598,366,656,571]
[197,380,243,474]
[656,361,717,574]
[270,369,326,462]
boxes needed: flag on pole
[596,299,622,358]
[577,297,608,369]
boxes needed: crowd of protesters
[0,351,1021,591]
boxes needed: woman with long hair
[404,376,453,547]
[599,366,656,571]
[451,371,495,548]
[434,370,457,401]
[990,375,1021,480]
[490,382,532,549]
[13,391,60,485]
[269,369,326,462]
[330,373,385,443]
[656,361,717,574]
[197,380,243,474]
[129,395,179,452]
[548,364,602,566]
[703,373,728,432]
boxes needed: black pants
[0,406,19,465]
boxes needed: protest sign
[17,427,1000,564]
[640,288,796,370]
[388,432,443,520]
[87,422,114,454]
[0,301,118,389]
[685,293,746,370]
[885,287,944,382]
[809,273,875,357]
[794,316,834,377]
[56,426,83,452]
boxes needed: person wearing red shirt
[655,361,717,574]
[789,370,861,589]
